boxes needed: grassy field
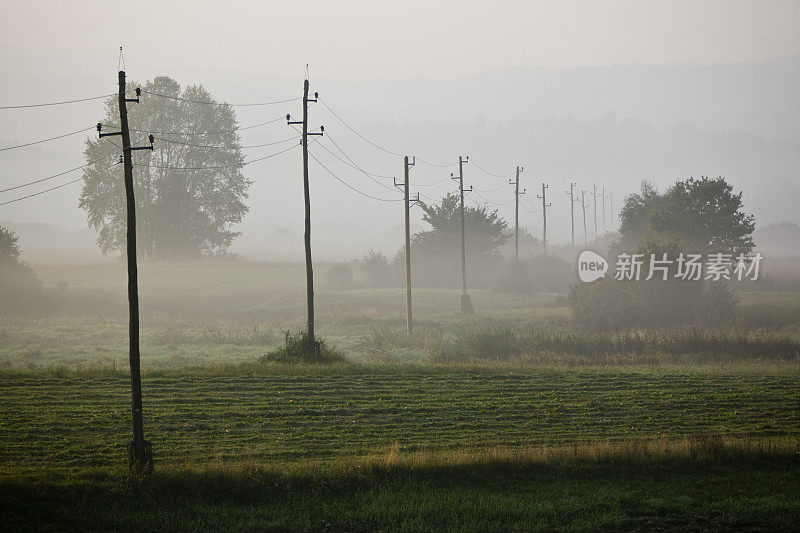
[1,364,799,530]
[1,260,799,530]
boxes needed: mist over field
[1,1,799,530]
[3,55,800,260]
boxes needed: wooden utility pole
[581,190,588,246]
[99,71,154,471]
[537,183,551,255]
[403,156,415,333]
[610,191,614,232]
[508,166,525,266]
[452,156,473,313]
[602,186,607,234]
[567,181,576,246]
[592,184,598,238]
[288,80,324,360]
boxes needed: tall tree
[415,193,508,255]
[79,76,250,259]
[650,177,755,255]
[404,193,509,287]
[618,177,754,255]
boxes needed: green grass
[3,260,800,529]
[1,436,799,530]
[2,365,798,476]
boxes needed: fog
[2,1,800,261]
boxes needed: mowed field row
[1,367,797,475]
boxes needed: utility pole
[567,182,576,246]
[537,183,551,254]
[452,156,473,313]
[508,166,525,266]
[287,79,324,360]
[98,71,154,471]
[581,190,588,246]
[602,186,607,234]
[402,156,417,333]
[610,191,614,232]
[592,184,598,238]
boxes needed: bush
[695,282,738,325]
[491,260,533,293]
[567,278,635,329]
[462,325,521,361]
[325,263,354,290]
[492,255,574,293]
[261,330,344,364]
[0,226,42,312]
[568,276,738,330]
[359,250,392,287]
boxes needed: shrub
[462,324,521,361]
[261,330,344,364]
[359,250,392,287]
[567,278,635,329]
[492,255,574,293]
[695,282,738,325]
[528,254,574,292]
[324,263,354,290]
[0,225,42,312]
[491,260,533,293]
[568,276,738,330]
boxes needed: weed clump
[261,330,344,364]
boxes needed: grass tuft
[260,329,345,364]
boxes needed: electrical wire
[418,186,460,203]
[0,160,121,205]
[141,90,298,107]
[133,142,299,170]
[308,150,402,203]
[413,175,451,187]
[473,190,515,207]
[416,157,457,169]
[0,154,116,194]
[469,159,514,178]
[319,97,455,167]
[104,115,285,136]
[154,135,299,150]
[313,140,398,192]
[318,97,404,157]
[323,132,395,179]
[0,126,96,152]
[474,182,512,193]
[0,93,114,110]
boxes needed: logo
[578,250,608,282]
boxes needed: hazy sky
[1,1,799,258]
[2,0,800,80]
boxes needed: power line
[0,93,114,110]
[419,186,460,203]
[473,182,510,193]
[313,140,398,192]
[154,135,299,150]
[0,126,95,152]
[473,190,515,206]
[0,154,116,193]
[0,160,120,205]
[140,90,299,107]
[416,157,456,169]
[133,142,299,170]
[318,97,404,157]
[322,132,395,179]
[308,150,402,203]
[104,115,285,136]
[413,175,451,187]
[469,159,514,178]
[318,96,455,167]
